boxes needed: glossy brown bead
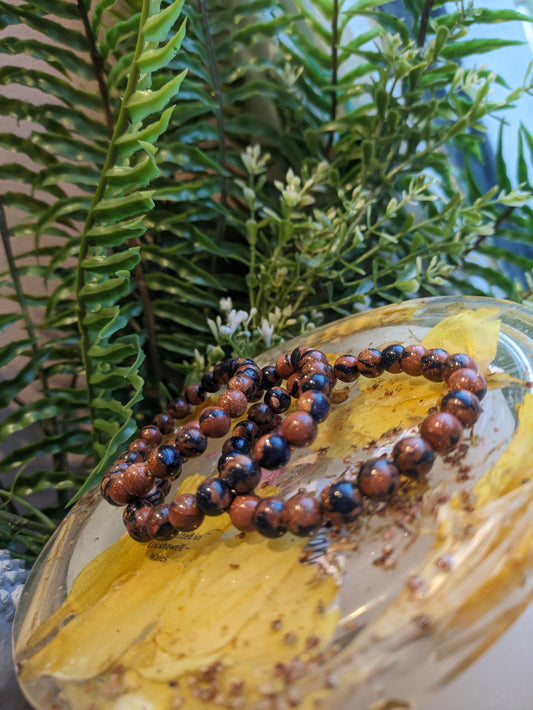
[218,389,248,418]
[381,344,405,374]
[153,412,175,434]
[213,359,233,385]
[146,503,176,540]
[399,344,427,376]
[141,483,166,507]
[333,355,359,382]
[420,412,464,454]
[199,406,231,438]
[357,348,384,378]
[247,402,279,433]
[253,497,287,538]
[122,462,156,497]
[264,386,292,414]
[147,444,183,479]
[168,493,204,531]
[299,371,333,396]
[140,424,163,447]
[300,359,336,386]
[232,419,261,443]
[275,353,294,379]
[321,481,363,526]
[440,389,482,427]
[442,353,478,382]
[201,371,220,393]
[185,383,205,406]
[420,348,449,382]
[229,494,260,532]
[128,437,151,459]
[261,365,282,389]
[235,364,262,388]
[196,477,233,515]
[358,458,400,500]
[228,374,258,400]
[221,435,252,455]
[174,425,208,458]
[290,345,313,369]
[283,493,323,537]
[219,453,261,493]
[101,472,131,506]
[298,349,329,370]
[167,397,190,420]
[297,390,330,423]
[123,502,152,542]
[253,433,291,470]
[116,449,143,465]
[281,411,317,447]
[392,436,434,477]
[286,372,303,397]
[447,368,487,400]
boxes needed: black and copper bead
[200,371,220,393]
[290,345,314,370]
[399,344,427,376]
[442,353,478,382]
[247,401,280,434]
[333,354,359,382]
[356,348,383,378]
[392,436,434,477]
[275,353,294,379]
[140,424,163,447]
[253,433,291,470]
[218,389,248,418]
[228,374,258,400]
[147,444,183,480]
[168,493,205,531]
[381,344,405,374]
[229,494,261,532]
[299,371,333,397]
[122,462,157,497]
[174,425,208,458]
[321,481,363,526]
[253,497,287,538]
[447,368,487,400]
[221,435,252,455]
[123,502,152,542]
[219,454,261,493]
[283,493,323,537]
[420,411,464,454]
[281,411,317,448]
[261,365,282,389]
[199,406,231,438]
[232,419,261,443]
[153,412,175,434]
[213,359,233,385]
[358,458,400,500]
[264,386,292,414]
[298,349,329,370]
[420,348,449,382]
[196,477,233,516]
[167,397,190,420]
[440,389,482,427]
[146,503,176,540]
[297,390,330,423]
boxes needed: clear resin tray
[13,296,533,710]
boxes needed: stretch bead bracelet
[100,344,487,542]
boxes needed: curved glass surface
[13,296,533,710]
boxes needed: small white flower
[219,297,233,313]
[259,319,275,347]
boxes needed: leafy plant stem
[326,0,339,156]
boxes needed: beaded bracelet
[100,343,487,543]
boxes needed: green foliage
[1,0,533,559]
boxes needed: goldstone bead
[399,344,427,376]
[356,348,383,378]
[358,458,401,500]
[392,436,434,477]
[420,411,464,454]
[321,481,363,526]
[283,493,323,537]
[168,494,204,531]
[440,389,482,427]
[253,497,287,538]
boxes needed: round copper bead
[123,502,152,542]
[286,372,303,397]
[247,402,280,433]
[196,477,233,516]
[253,497,287,538]
[199,406,231,438]
[228,374,258,400]
[147,444,183,480]
[442,353,478,382]
[141,483,166,507]
[101,471,132,506]
[298,371,333,396]
[420,348,449,382]
[275,353,294,379]
[146,503,176,540]
[140,424,163,447]
[264,386,292,414]
[358,458,400,500]
[167,397,190,420]
[116,449,143,465]
[321,481,363,526]
[153,412,175,434]
[229,494,260,532]
[440,389,482,428]
[420,411,464,454]
[381,344,405,374]
[333,354,359,383]
[185,383,205,406]
[174,425,208,458]
[392,436,434,477]
[221,435,252,455]
[219,454,261,494]
[447,368,487,400]
[201,371,220,393]
[300,359,336,386]
[399,344,427,376]
[232,419,261,443]
[218,389,248,418]
[261,365,282,389]
[168,493,204,531]
[283,493,323,537]
[281,411,317,447]
[128,437,151,459]
[122,462,156,497]
[290,345,314,369]
[298,349,329,370]
[253,433,291,470]
[297,390,330,423]
[213,359,233,385]
[356,348,384,378]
